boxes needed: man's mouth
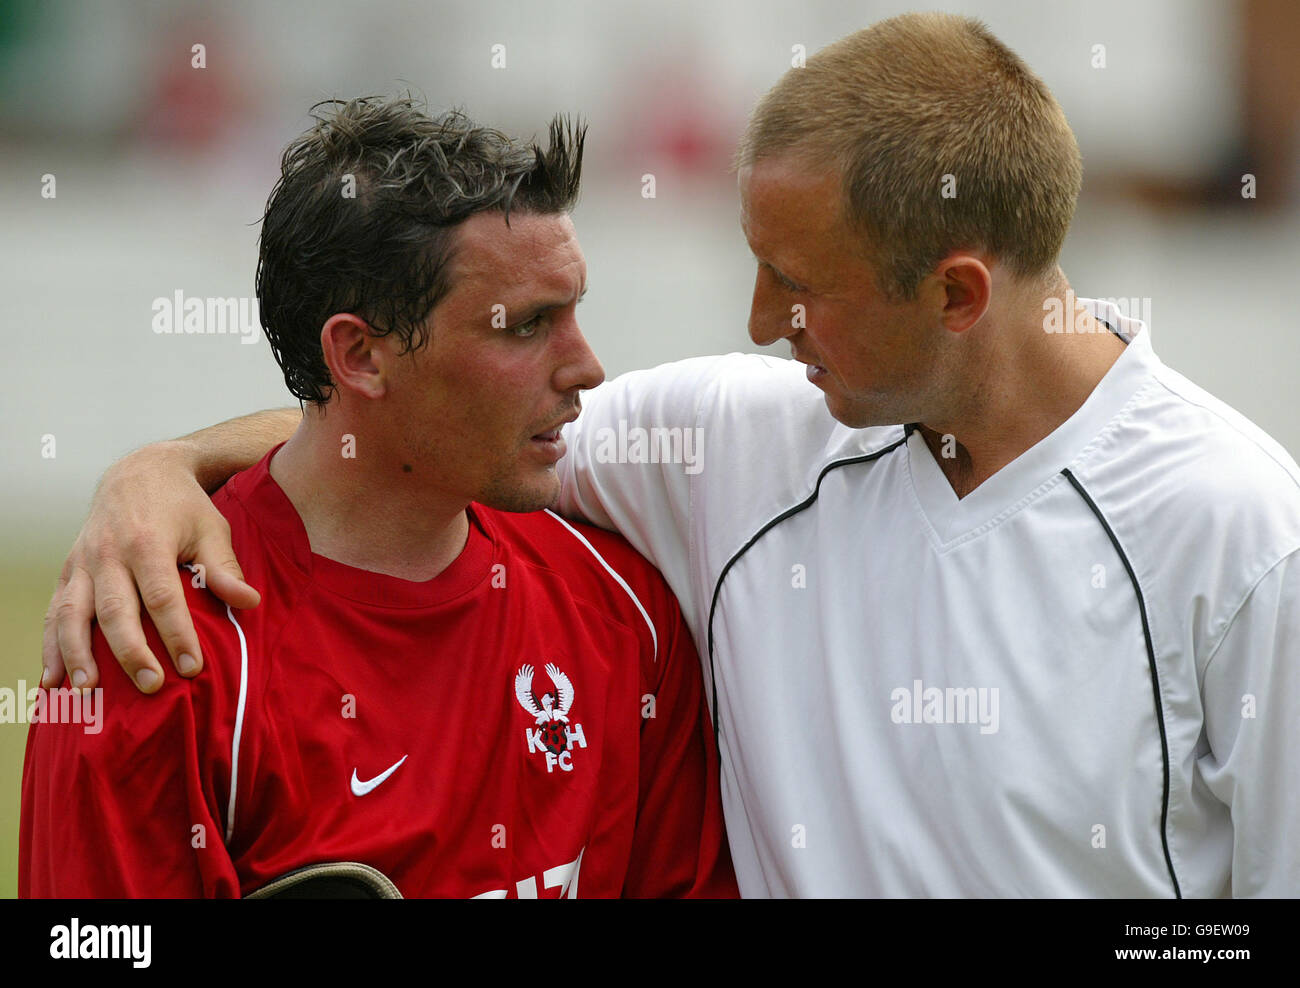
[795,356,829,383]
[531,409,579,446]
[805,365,828,383]
[530,424,568,463]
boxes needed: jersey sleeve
[19,597,243,898]
[557,357,723,601]
[1197,548,1300,896]
[619,581,739,898]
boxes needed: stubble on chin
[824,393,884,430]
[475,465,562,514]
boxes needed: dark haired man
[42,15,1300,897]
[21,98,737,898]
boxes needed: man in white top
[43,13,1300,896]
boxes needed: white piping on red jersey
[544,509,659,664]
[224,604,250,843]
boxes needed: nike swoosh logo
[351,755,408,797]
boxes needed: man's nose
[554,316,606,393]
[747,268,795,347]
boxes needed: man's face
[739,156,945,428]
[383,211,603,512]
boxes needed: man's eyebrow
[546,284,588,309]
[746,244,791,280]
[756,257,804,287]
[507,284,588,323]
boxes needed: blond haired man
[44,14,1300,897]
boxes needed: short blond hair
[737,13,1082,299]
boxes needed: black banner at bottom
[0,897,1278,975]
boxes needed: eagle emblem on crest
[514,663,575,755]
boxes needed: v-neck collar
[905,298,1159,546]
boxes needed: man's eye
[512,315,543,338]
[767,266,804,293]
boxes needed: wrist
[130,437,208,489]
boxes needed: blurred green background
[0,547,67,898]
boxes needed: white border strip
[545,510,659,663]
[223,604,251,844]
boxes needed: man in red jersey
[20,97,736,898]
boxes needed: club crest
[515,663,587,772]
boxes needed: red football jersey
[20,448,737,898]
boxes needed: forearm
[165,407,301,493]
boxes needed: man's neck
[917,291,1128,500]
[268,419,470,582]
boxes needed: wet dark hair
[256,96,587,403]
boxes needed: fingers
[51,566,99,692]
[92,560,166,693]
[195,536,261,612]
[136,554,207,681]
[47,525,261,698]
[132,515,263,682]
[40,591,62,688]
[42,443,250,698]
[41,558,75,687]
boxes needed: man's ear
[320,313,388,399]
[932,254,992,336]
